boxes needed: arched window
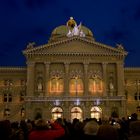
[71,107,83,121]
[52,107,63,120]
[91,106,102,121]
[48,77,64,94]
[89,75,103,94]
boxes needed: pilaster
[26,62,35,96]
[64,62,69,96]
[84,63,88,95]
[45,62,50,96]
[117,62,124,96]
[102,62,107,96]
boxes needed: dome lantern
[66,17,77,28]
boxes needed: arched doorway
[34,108,42,120]
[52,107,63,120]
[71,107,83,121]
[91,106,102,121]
[111,107,119,118]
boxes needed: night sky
[0,0,140,67]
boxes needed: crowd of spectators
[0,113,140,140]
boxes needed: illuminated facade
[0,18,140,121]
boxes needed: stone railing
[24,95,126,102]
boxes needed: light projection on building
[69,76,83,95]
[48,76,64,94]
[89,75,103,94]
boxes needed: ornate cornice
[124,67,140,72]
[23,36,128,57]
[0,67,27,72]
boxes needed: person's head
[129,121,140,135]
[97,124,119,140]
[83,120,99,135]
[35,119,49,130]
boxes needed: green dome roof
[51,25,93,37]
[49,17,95,42]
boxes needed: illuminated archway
[91,106,102,120]
[52,107,63,120]
[71,107,83,121]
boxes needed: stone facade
[0,18,140,121]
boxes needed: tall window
[4,93,12,102]
[48,77,64,93]
[20,91,25,102]
[134,92,138,100]
[89,75,103,93]
[69,77,83,95]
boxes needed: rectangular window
[4,94,8,102]
[3,94,12,102]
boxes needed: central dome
[49,17,94,42]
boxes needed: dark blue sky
[0,0,140,67]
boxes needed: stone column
[45,62,50,96]
[105,97,110,118]
[117,62,124,96]
[64,63,69,96]
[102,62,107,96]
[26,62,35,96]
[84,63,88,95]
[121,97,127,118]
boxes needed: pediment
[23,36,127,57]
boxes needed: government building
[0,17,140,121]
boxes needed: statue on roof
[66,17,85,37]
[67,17,77,28]
[26,42,36,49]
[116,43,124,50]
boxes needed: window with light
[89,75,103,94]
[48,77,64,94]
[69,78,83,94]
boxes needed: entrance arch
[51,107,63,120]
[91,106,102,120]
[34,108,42,120]
[71,107,83,121]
